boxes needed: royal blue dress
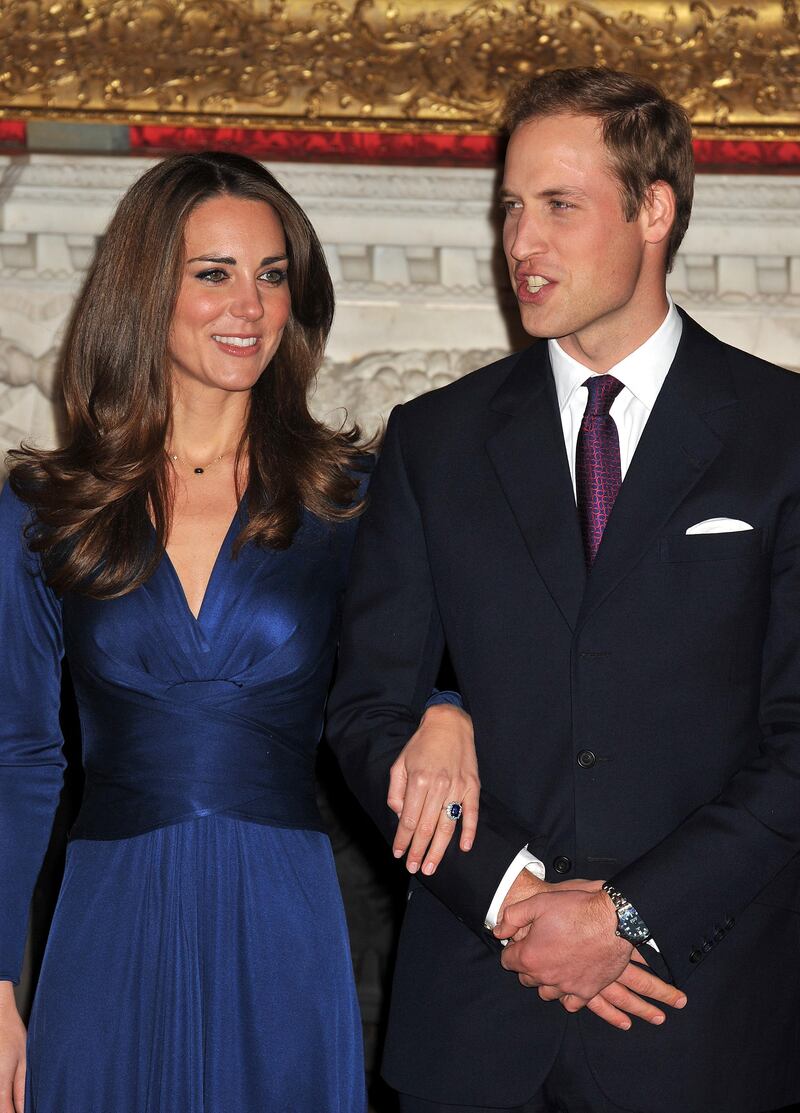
[0,482,367,1112]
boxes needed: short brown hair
[10,152,366,597]
[505,67,694,271]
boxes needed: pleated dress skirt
[25,816,366,1113]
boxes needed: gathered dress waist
[70,675,324,841]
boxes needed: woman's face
[168,194,291,396]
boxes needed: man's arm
[498,494,800,993]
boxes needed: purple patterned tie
[576,374,625,568]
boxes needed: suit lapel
[486,343,586,631]
[578,312,741,627]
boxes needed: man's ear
[642,180,676,248]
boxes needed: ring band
[443,801,463,821]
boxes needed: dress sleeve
[0,483,65,984]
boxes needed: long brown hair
[9,151,367,597]
[504,67,694,271]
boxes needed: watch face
[618,906,650,944]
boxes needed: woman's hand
[388,703,480,876]
[0,981,26,1113]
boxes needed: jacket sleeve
[0,483,65,984]
[327,406,533,941]
[612,493,800,987]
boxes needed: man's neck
[556,291,670,374]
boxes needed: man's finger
[597,981,665,1025]
[618,962,687,1010]
[494,896,538,938]
[538,984,561,1002]
[559,993,587,1013]
[585,994,632,1031]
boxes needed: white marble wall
[0,154,798,461]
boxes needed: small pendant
[194,467,204,475]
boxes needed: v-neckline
[160,500,244,626]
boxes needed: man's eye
[549,200,574,211]
[502,200,522,213]
[195,269,228,283]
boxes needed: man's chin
[518,303,560,340]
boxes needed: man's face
[501,114,653,354]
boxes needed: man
[327,67,800,1113]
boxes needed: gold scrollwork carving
[0,1,798,136]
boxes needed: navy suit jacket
[326,311,800,1112]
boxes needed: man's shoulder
[683,309,798,398]
[398,344,542,424]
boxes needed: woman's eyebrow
[186,254,289,265]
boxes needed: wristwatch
[602,882,652,945]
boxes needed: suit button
[714,929,725,942]
[724,917,735,930]
[689,949,702,964]
[553,856,572,874]
[577,750,596,768]
[702,940,713,953]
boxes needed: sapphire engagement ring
[442,802,463,821]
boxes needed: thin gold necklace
[166,446,234,476]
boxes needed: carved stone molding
[0,153,798,466]
[1,1,798,135]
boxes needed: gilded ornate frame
[1,0,798,138]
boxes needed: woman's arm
[0,484,66,1111]
[388,700,479,875]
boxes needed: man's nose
[508,213,548,262]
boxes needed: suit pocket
[659,527,764,563]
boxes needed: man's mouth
[525,275,551,294]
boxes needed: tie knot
[583,374,624,417]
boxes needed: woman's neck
[168,384,250,463]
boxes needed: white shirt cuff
[484,847,546,933]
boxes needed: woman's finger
[419,791,466,875]
[458,779,480,852]
[405,772,452,872]
[387,757,408,817]
[391,774,429,859]
[12,1060,25,1113]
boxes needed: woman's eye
[260,269,288,286]
[195,268,228,283]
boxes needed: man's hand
[497,887,632,1001]
[494,878,687,1030]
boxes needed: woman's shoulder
[0,478,32,531]
[347,450,376,500]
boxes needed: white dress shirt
[484,298,683,930]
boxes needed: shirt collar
[548,296,683,414]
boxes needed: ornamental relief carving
[0,1,798,135]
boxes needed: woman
[0,152,477,1112]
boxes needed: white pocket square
[685,518,753,535]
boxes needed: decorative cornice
[0,1,798,137]
[2,156,800,225]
